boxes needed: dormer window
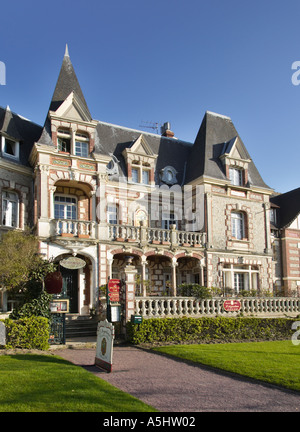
[75,131,89,157]
[1,136,19,160]
[122,134,157,186]
[131,161,150,184]
[229,167,243,186]
[142,169,149,185]
[57,128,71,153]
[56,129,90,157]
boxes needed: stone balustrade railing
[53,219,96,238]
[135,296,300,318]
[108,223,206,248]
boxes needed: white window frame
[231,212,245,240]
[107,204,118,225]
[54,195,77,220]
[57,129,71,153]
[2,190,19,227]
[131,168,139,183]
[1,136,19,160]
[75,131,89,157]
[229,167,243,186]
[131,162,150,184]
[234,272,245,292]
[142,169,149,185]
[223,265,259,294]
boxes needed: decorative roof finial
[64,44,69,57]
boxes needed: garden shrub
[126,317,295,345]
[3,316,50,350]
[177,284,222,298]
[9,291,53,321]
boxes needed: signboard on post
[108,279,121,302]
[223,299,241,312]
[107,279,121,323]
[95,320,115,373]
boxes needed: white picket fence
[135,296,300,318]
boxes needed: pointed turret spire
[48,45,91,119]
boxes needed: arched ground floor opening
[108,247,205,297]
[54,253,93,315]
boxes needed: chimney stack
[161,122,174,138]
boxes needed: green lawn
[0,354,156,412]
[154,340,300,392]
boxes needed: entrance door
[61,267,78,313]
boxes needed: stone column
[263,202,272,254]
[141,256,148,296]
[205,193,213,249]
[171,259,178,296]
[49,186,56,219]
[123,258,137,333]
[107,258,113,280]
[39,164,49,219]
[200,259,205,286]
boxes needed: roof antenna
[139,121,162,134]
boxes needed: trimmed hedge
[126,317,295,345]
[3,316,50,350]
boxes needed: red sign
[223,300,241,312]
[108,279,121,303]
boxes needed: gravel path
[54,345,300,412]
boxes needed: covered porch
[108,249,205,297]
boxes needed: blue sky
[0,0,300,193]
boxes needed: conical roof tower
[48,44,91,119]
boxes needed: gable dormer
[122,134,157,185]
[219,136,251,186]
[51,91,92,123]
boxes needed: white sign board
[95,320,115,373]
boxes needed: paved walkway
[53,343,300,412]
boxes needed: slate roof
[1,49,272,193]
[0,105,42,166]
[94,121,192,185]
[185,111,271,190]
[48,45,91,118]
[270,188,300,228]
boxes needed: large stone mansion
[0,46,299,314]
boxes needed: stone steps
[65,315,98,338]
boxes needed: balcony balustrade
[51,219,206,248]
[108,223,206,248]
[52,219,96,239]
